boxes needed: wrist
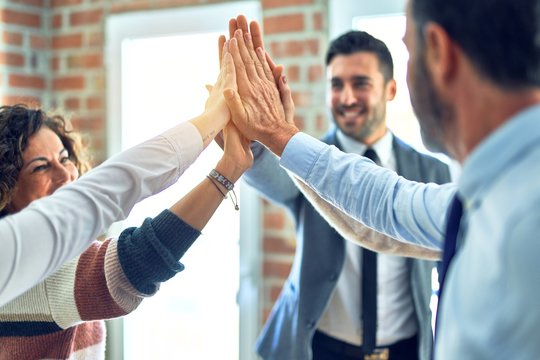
[192,107,229,147]
[215,158,245,183]
[266,124,299,157]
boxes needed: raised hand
[223,28,298,156]
[223,15,279,81]
[216,122,253,181]
[205,44,236,119]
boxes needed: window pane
[119,32,239,360]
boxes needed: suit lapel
[393,136,421,179]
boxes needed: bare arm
[171,122,252,230]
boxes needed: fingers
[250,20,277,72]
[220,38,230,68]
[264,52,278,73]
[229,15,248,39]
[236,15,249,34]
[233,30,259,81]
[229,37,251,93]
[273,64,284,84]
[229,18,237,39]
[244,32,268,80]
[249,20,264,50]
[277,73,295,124]
[223,52,237,90]
[224,88,250,138]
[228,15,276,81]
[255,47,276,83]
[218,35,226,67]
[214,130,225,150]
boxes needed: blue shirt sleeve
[280,132,456,251]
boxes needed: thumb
[277,73,295,124]
[224,88,248,129]
[214,130,225,150]
[218,35,226,68]
[272,64,284,84]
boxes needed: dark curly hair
[0,104,91,217]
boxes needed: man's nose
[340,84,357,106]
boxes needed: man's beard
[409,50,454,155]
[332,97,387,143]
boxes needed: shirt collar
[336,128,393,164]
[459,103,540,206]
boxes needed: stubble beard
[410,49,454,155]
[333,96,387,143]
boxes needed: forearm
[170,156,244,231]
[281,132,456,251]
[190,107,230,149]
[293,177,441,260]
[0,122,202,306]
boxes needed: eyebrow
[24,148,68,168]
[330,75,372,82]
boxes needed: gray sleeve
[243,142,301,211]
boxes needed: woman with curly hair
[0,101,252,359]
[0,105,91,217]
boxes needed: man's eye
[353,82,369,89]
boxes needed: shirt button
[307,321,315,329]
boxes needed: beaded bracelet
[207,169,239,210]
[206,175,227,198]
[208,169,234,191]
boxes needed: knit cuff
[117,210,200,295]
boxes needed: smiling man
[243,31,450,360]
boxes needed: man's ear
[385,79,397,101]
[423,22,458,90]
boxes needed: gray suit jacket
[244,129,451,360]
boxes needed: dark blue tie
[435,194,463,336]
[362,148,380,354]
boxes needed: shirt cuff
[279,132,328,180]
[160,121,203,173]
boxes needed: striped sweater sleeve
[0,209,200,360]
[47,209,200,327]
[117,209,200,295]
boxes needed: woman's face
[9,127,79,213]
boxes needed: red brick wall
[257,0,328,326]
[0,0,329,333]
[0,3,47,107]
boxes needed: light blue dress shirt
[280,104,540,359]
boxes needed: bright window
[105,3,261,359]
